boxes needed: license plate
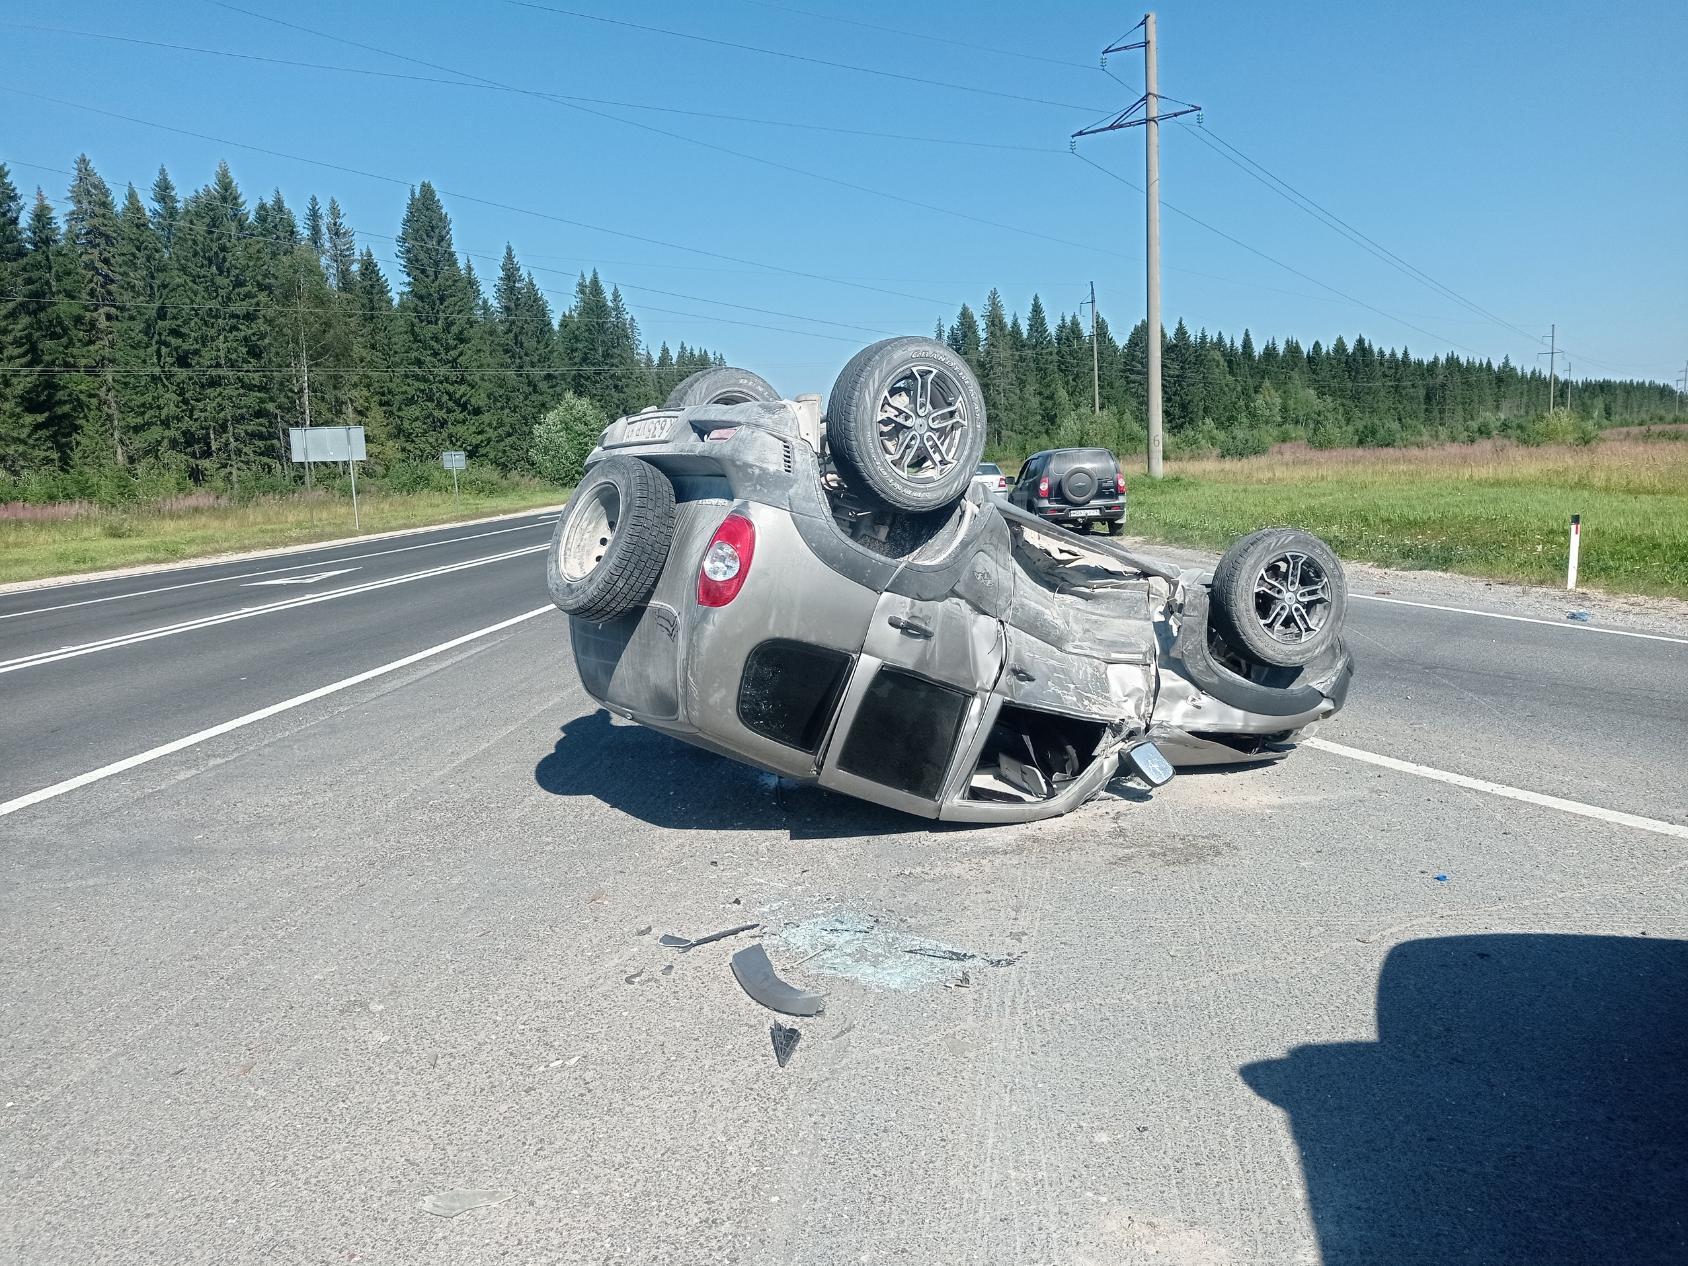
[1069,508,1100,518]
[622,414,672,442]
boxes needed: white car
[972,462,1008,495]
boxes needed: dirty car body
[547,396,1352,824]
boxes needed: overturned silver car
[546,337,1352,823]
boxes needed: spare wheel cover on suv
[1061,466,1098,504]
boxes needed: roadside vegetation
[1119,433,1688,599]
[0,469,562,585]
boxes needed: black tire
[1060,467,1097,504]
[547,457,676,623]
[1210,527,1347,668]
[663,366,780,409]
[1105,519,1123,536]
[826,336,988,512]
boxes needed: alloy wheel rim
[1252,551,1332,644]
[875,364,969,483]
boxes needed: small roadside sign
[442,450,467,504]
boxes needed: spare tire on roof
[825,336,988,512]
[1209,527,1347,668]
[663,366,780,409]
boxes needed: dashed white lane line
[0,606,555,819]
[0,545,547,676]
[1351,593,1688,646]
[0,517,557,621]
[1305,737,1688,841]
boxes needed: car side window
[837,668,970,799]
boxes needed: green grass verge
[0,487,566,586]
[1120,438,1688,599]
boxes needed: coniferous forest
[0,155,1678,503]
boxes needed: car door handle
[888,615,933,639]
[1010,666,1035,682]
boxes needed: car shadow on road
[1241,933,1688,1266]
[534,709,932,841]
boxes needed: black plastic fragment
[659,921,759,951]
[770,1023,801,1068]
[904,946,1023,968]
[905,947,974,963]
[730,943,827,1017]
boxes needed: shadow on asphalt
[534,708,926,840]
[1242,933,1688,1265]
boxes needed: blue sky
[6,0,1685,392]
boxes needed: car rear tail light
[1037,476,1050,497]
[698,512,756,607]
[997,476,1007,490]
[1116,473,1128,495]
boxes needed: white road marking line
[1304,737,1688,841]
[1351,593,1688,646]
[0,517,557,621]
[0,544,547,676]
[0,606,554,819]
[242,568,359,587]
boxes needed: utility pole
[1084,281,1101,413]
[1676,362,1686,416]
[1072,13,1199,478]
[1548,323,1556,414]
[1536,324,1562,414]
[1143,13,1163,475]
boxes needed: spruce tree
[0,165,29,465]
[169,163,275,487]
[150,167,181,253]
[391,182,486,460]
[324,197,356,291]
[67,155,124,466]
[977,289,1015,450]
[112,185,183,467]
[10,194,91,470]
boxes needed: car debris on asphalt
[769,1023,802,1068]
[730,943,827,1017]
[418,1190,515,1219]
[658,921,760,951]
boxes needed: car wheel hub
[876,364,969,483]
[559,483,620,581]
[1253,551,1331,644]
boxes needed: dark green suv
[1008,448,1127,533]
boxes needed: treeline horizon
[1,152,1679,503]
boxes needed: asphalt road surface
[3,511,1684,1264]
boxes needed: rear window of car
[976,463,1002,476]
[1051,448,1118,469]
[737,641,852,753]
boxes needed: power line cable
[1070,150,1484,356]
[1,22,1063,157]
[732,0,1099,70]
[496,0,1107,112]
[1176,123,1541,349]
[0,85,959,311]
[182,9,1122,264]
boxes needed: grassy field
[1119,437,1688,599]
[0,487,565,586]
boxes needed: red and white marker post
[1567,514,1581,591]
